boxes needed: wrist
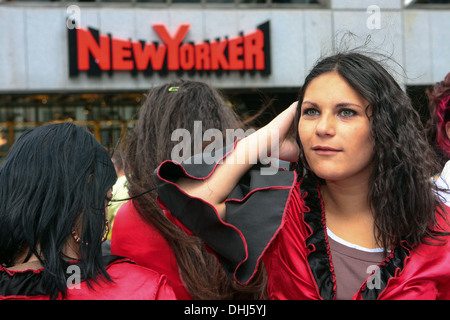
[233,127,278,164]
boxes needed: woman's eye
[339,109,356,118]
[302,108,320,116]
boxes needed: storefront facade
[0,0,449,157]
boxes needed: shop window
[0,93,141,162]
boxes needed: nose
[315,112,336,137]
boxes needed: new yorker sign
[68,21,271,77]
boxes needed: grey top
[327,228,387,300]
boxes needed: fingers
[266,101,298,135]
[287,101,298,114]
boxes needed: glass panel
[99,122,125,149]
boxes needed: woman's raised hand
[177,101,300,220]
[258,101,300,163]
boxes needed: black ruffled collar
[0,255,125,299]
[300,178,411,300]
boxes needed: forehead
[302,72,368,107]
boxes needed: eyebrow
[301,101,365,109]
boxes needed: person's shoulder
[65,257,176,300]
[106,257,176,299]
[107,257,157,279]
[114,199,134,216]
[113,200,142,227]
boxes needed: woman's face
[298,72,375,183]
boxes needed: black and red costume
[155,143,450,300]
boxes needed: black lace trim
[301,179,336,300]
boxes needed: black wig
[0,122,117,298]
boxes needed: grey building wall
[0,0,449,93]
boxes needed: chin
[313,169,346,182]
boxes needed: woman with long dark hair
[0,123,175,300]
[111,79,268,299]
[155,52,450,299]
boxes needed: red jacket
[265,181,450,299]
[111,200,192,300]
[155,153,450,300]
[0,256,176,300]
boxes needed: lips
[312,145,342,155]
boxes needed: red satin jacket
[155,146,450,300]
[264,181,450,300]
[0,256,176,300]
[111,200,192,300]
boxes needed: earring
[72,230,81,243]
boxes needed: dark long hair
[0,123,117,299]
[122,79,267,299]
[292,52,448,250]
